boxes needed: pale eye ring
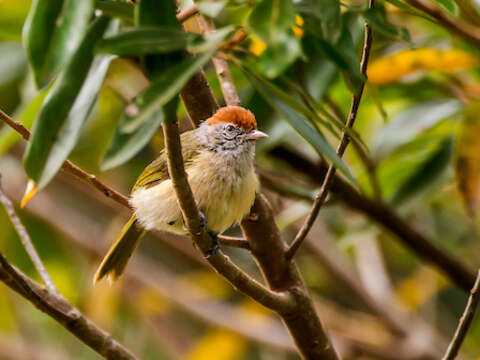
[225,124,235,132]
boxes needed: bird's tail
[94,215,146,284]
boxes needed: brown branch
[269,145,478,291]
[0,110,131,208]
[0,254,138,360]
[197,15,241,106]
[176,4,198,23]
[406,0,480,47]
[161,115,294,312]
[285,0,375,260]
[218,235,251,249]
[442,269,480,360]
[0,177,58,294]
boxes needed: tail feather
[94,216,146,284]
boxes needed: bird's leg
[206,231,220,258]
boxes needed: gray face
[201,122,255,158]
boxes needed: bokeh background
[1,0,480,359]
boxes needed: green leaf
[257,31,302,78]
[247,0,295,45]
[120,49,218,133]
[96,27,203,56]
[23,16,112,189]
[337,26,363,93]
[373,99,461,159]
[431,0,458,15]
[382,0,433,20]
[241,66,357,185]
[101,110,164,171]
[363,8,410,43]
[296,0,341,40]
[95,0,134,23]
[391,136,454,204]
[23,0,95,88]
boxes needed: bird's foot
[205,231,220,259]
[183,211,208,234]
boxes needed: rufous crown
[206,106,257,131]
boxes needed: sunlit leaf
[197,0,226,18]
[24,16,113,189]
[456,102,480,216]
[95,0,134,23]
[23,0,95,88]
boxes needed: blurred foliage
[1,0,480,358]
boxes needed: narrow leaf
[96,27,202,56]
[24,16,112,189]
[391,136,453,204]
[101,110,164,171]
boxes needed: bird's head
[198,106,268,156]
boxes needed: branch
[269,145,478,291]
[285,0,375,260]
[406,0,480,47]
[161,114,294,312]
[442,269,480,360]
[176,4,198,23]
[197,15,241,106]
[0,110,131,208]
[0,177,58,294]
[0,253,138,360]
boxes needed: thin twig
[285,0,375,260]
[176,4,198,23]
[0,254,139,360]
[442,269,480,360]
[197,15,241,106]
[0,110,131,208]
[218,235,251,250]
[0,177,58,295]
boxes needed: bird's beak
[246,130,268,140]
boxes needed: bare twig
[161,114,294,312]
[176,4,198,23]
[442,269,480,360]
[0,177,57,294]
[0,110,131,208]
[197,15,241,106]
[218,235,251,249]
[285,0,375,260]
[0,254,139,360]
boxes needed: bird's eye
[225,124,235,132]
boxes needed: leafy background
[1,0,480,358]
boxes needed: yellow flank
[367,48,479,85]
[130,150,258,234]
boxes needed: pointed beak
[246,130,268,141]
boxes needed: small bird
[94,106,268,283]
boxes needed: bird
[94,105,268,283]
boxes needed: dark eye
[225,124,235,132]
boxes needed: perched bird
[94,106,268,283]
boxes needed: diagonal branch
[161,114,294,312]
[285,0,375,260]
[0,253,139,360]
[442,269,480,360]
[0,177,58,294]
